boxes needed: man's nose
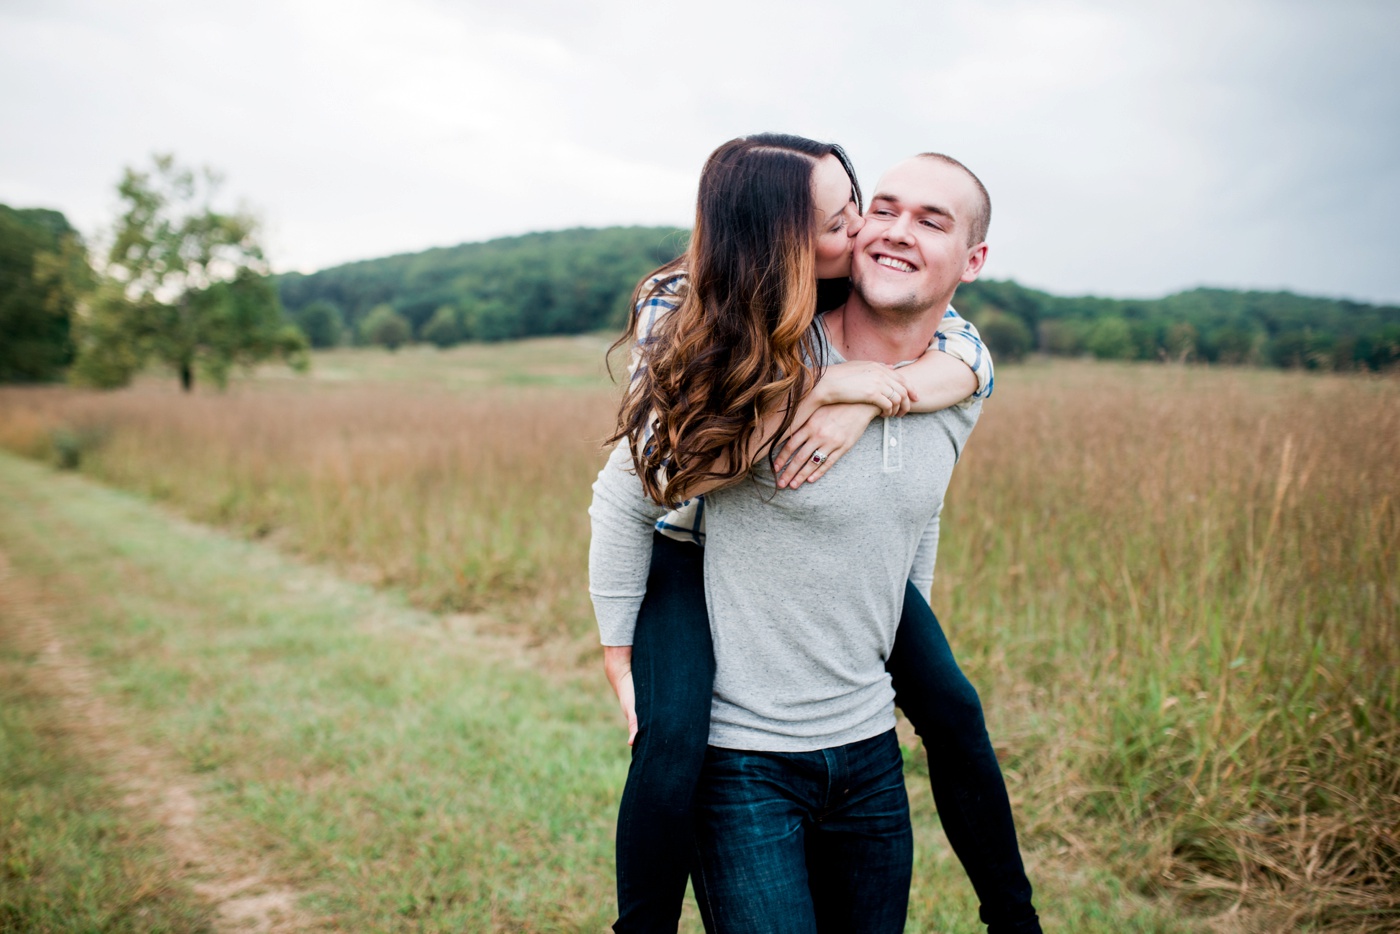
[885,212,914,244]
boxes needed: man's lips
[871,254,916,273]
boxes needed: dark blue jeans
[690,730,913,934]
[613,533,1040,934]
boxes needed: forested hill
[277,226,1400,371]
[954,280,1400,369]
[277,226,688,344]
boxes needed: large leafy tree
[73,154,306,390]
[0,206,91,382]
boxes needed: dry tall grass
[1,351,1395,930]
[0,383,615,635]
[934,362,1398,930]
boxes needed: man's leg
[691,746,821,934]
[615,534,715,933]
[803,730,913,934]
[887,581,1040,934]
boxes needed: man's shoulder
[906,395,981,459]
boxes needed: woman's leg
[614,533,715,934]
[887,581,1041,934]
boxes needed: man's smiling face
[851,157,988,316]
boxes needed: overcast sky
[3,0,1398,303]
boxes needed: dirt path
[0,549,322,933]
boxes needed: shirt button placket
[882,417,903,472]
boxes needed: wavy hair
[609,134,861,506]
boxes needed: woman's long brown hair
[609,134,861,507]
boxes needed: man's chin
[853,283,925,316]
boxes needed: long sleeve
[909,510,941,603]
[934,307,996,402]
[588,443,672,646]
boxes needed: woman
[590,134,1039,933]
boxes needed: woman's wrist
[810,365,842,406]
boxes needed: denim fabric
[614,534,714,934]
[612,535,1039,934]
[691,730,913,934]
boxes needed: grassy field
[0,343,1396,931]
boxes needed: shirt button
[888,438,899,447]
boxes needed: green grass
[0,606,215,932]
[0,451,1200,931]
[0,453,626,930]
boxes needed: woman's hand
[774,402,883,488]
[814,362,918,417]
[603,645,638,745]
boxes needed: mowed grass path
[0,452,626,931]
[0,452,1198,932]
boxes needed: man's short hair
[917,153,990,246]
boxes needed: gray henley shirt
[588,324,980,752]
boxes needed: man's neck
[827,292,951,364]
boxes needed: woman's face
[812,154,863,280]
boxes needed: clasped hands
[774,361,916,488]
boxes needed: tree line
[954,280,1400,371]
[4,154,1398,386]
[279,238,1400,372]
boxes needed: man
[592,154,1039,933]
[685,154,994,932]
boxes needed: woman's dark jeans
[613,533,1040,934]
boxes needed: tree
[72,154,306,391]
[294,299,345,349]
[974,309,1033,363]
[1087,316,1135,360]
[0,206,91,382]
[360,303,411,350]
[420,304,462,347]
[1037,318,1085,356]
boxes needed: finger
[774,430,813,484]
[778,437,824,488]
[774,432,802,473]
[802,446,843,483]
[894,372,918,411]
[883,388,906,417]
[787,440,837,487]
[893,390,912,417]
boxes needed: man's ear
[960,243,989,283]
